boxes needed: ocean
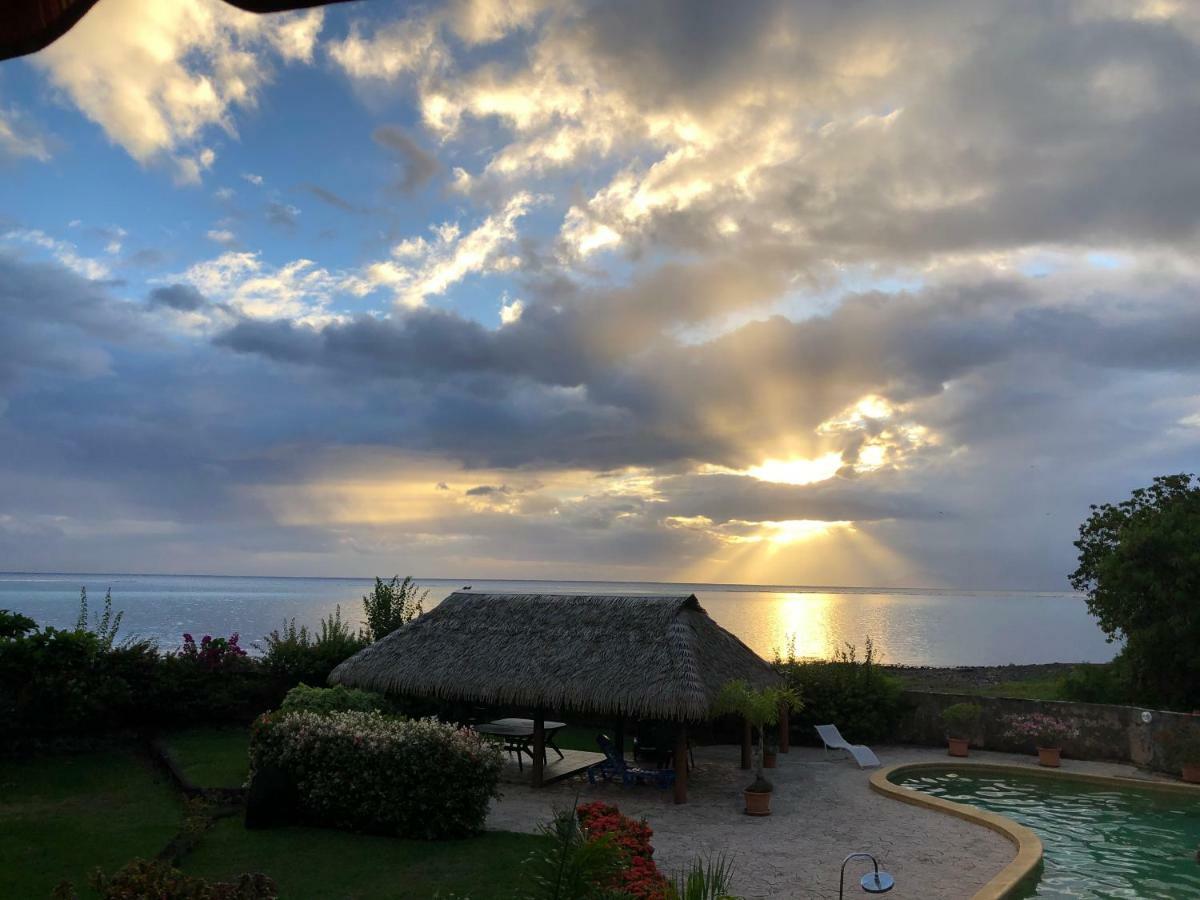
[0,572,1114,667]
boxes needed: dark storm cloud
[656,473,943,525]
[148,283,208,311]
[465,484,509,496]
[211,263,1200,471]
[0,251,143,390]
[372,126,440,192]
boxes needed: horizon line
[0,569,1077,596]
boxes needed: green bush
[0,609,36,639]
[941,703,982,739]
[260,606,367,688]
[362,576,427,642]
[278,683,394,716]
[1056,659,1133,706]
[774,638,908,744]
[248,710,504,839]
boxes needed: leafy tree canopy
[1071,473,1200,708]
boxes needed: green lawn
[0,749,183,899]
[160,726,251,788]
[971,677,1064,700]
[183,817,546,899]
[2,745,547,899]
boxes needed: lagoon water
[0,572,1114,667]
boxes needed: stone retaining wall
[898,690,1195,772]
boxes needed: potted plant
[941,703,981,757]
[1159,724,1200,783]
[1006,713,1079,767]
[715,680,802,816]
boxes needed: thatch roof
[2,1,352,61]
[330,593,781,721]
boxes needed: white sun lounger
[815,724,880,769]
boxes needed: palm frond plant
[714,680,801,813]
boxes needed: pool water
[894,769,1200,899]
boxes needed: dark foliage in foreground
[0,597,375,742]
[52,858,277,900]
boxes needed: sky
[1,0,1199,589]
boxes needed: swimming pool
[891,767,1200,898]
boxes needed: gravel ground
[487,743,1018,899]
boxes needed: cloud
[148,283,209,312]
[30,0,322,182]
[371,126,441,192]
[242,173,264,186]
[265,201,300,228]
[303,184,360,212]
[328,15,447,82]
[0,252,142,391]
[206,228,238,247]
[11,1,1200,587]
[0,105,53,162]
[173,250,371,323]
[3,228,111,280]
[366,192,536,308]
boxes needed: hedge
[248,710,504,839]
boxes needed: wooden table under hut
[329,592,785,803]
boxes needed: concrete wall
[897,690,1195,772]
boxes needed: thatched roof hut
[330,592,781,721]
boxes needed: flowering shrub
[576,802,671,899]
[248,710,504,839]
[179,632,248,670]
[1006,713,1080,747]
[278,683,394,716]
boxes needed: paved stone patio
[486,743,1160,899]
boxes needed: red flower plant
[576,802,671,900]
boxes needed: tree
[713,680,801,791]
[361,576,427,642]
[1070,473,1200,709]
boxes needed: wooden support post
[741,717,752,770]
[779,701,790,754]
[614,719,625,760]
[532,710,545,788]
[673,723,689,805]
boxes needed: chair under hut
[329,592,783,803]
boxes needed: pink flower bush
[249,710,504,839]
[1006,713,1080,747]
[178,632,248,670]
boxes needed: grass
[160,726,251,788]
[183,817,546,899]
[0,748,183,899]
[3,743,547,899]
[552,724,604,752]
[971,677,1064,701]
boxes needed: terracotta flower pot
[744,790,772,816]
[1037,746,1061,768]
[1182,763,1200,784]
[763,750,778,769]
[947,737,970,757]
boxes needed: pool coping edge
[871,760,1200,899]
[870,763,1044,900]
